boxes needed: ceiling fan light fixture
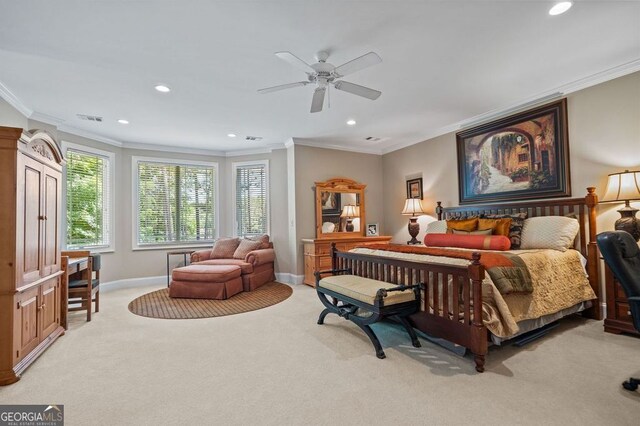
[154,84,171,93]
[346,119,357,126]
[227,133,237,138]
[117,119,129,124]
[549,2,572,16]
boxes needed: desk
[61,256,90,330]
[167,250,196,286]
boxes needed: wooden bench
[315,268,423,359]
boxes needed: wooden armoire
[0,126,65,385]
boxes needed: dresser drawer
[616,302,633,323]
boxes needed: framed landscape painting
[456,99,571,204]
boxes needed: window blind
[235,162,268,236]
[137,160,216,245]
[66,149,111,248]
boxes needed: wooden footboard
[330,245,488,372]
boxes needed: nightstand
[604,262,640,336]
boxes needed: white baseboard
[275,273,304,285]
[101,275,165,292]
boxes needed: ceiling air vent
[245,136,263,141]
[77,114,103,122]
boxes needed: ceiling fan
[258,50,382,113]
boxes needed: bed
[327,188,602,372]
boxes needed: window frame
[61,141,115,253]
[232,159,270,237]
[131,156,219,251]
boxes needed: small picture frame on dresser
[366,223,379,236]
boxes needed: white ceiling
[0,1,639,154]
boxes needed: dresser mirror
[315,178,366,239]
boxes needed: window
[134,157,217,247]
[233,160,269,236]
[64,143,114,251]
[518,153,529,162]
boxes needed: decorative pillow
[245,234,271,249]
[233,239,264,259]
[210,238,241,259]
[477,218,512,236]
[425,220,447,234]
[424,234,511,251]
[482,213,527,249]
[446,218,478,233]
[520,216,579,252]
[452,228,493,236]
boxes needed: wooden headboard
[436,187,601,320]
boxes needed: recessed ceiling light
[117,119,129,124]
[154,84,171,93]
[227,133,237,138]
[346,119,357,126]
[549,2,572,16]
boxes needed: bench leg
[395,316,421,348]
[317,308,331,325]
[355,323,386,359]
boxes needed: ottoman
[169,264,243,300]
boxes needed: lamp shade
[601,170,640,202]
[401,198,426,216]
[340,204,358,218]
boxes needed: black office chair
[596,231,640,391]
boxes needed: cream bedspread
[349,248,596,338]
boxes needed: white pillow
[425,220,447,234]
[520,216,579,251]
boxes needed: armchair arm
[191,249,212,263]
[245,248,275,266]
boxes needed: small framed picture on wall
[366,223,379,237]
[406,177,423,199]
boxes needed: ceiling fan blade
[310,87,326,113]
[333,80,381,100]
[258,81,309,94]
[275,51,316,74]
[333,52,382,77]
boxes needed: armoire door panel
[16,287,40,360]
[40,278,59,337]
[22,162,42,284]
[42,172,60,275]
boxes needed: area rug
[128,281,293,319]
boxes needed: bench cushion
[172,264,241,282]
[318,275,417,306]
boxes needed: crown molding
[292,138,383,155]
[56,124,124,147]
[379,58,640,155]
[0,80,32,117]
[29,111,66,126]
[123,141,226,157]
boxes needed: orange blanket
[355,243,532,294]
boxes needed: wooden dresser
[302,236,392,286]
[604,263,639,336]
[0,127,65,385]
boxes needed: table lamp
[601,169,640,241]
[402,198,426,245]
[341,204,359,232]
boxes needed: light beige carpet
[0,282,639,426]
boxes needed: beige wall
[382,71,640,244]
[293,144,384,275]
[0,99,28,128]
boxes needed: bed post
[436,201,444,220]
[583,187,601,320]
[330,242,337,271]
[469,252,488,372]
